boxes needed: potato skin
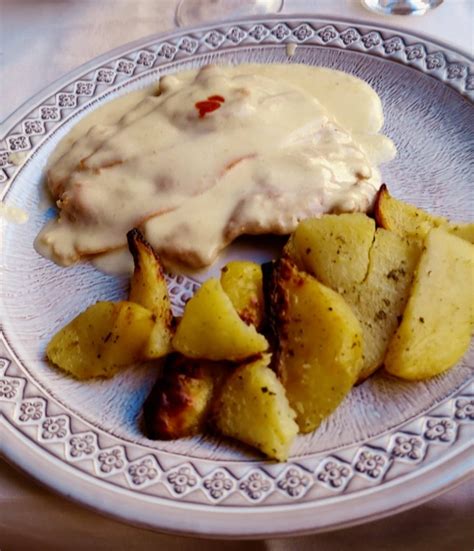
[374,184,474,244]
[267,258,363,433]
[143,355,228,440]
[127,228,174,359]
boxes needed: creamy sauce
[286,43,297,57]
[8,152,27,166]
[0,202,29,224]
[36,64,396,268]
[91,247,134,275]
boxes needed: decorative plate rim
[2,421,472,538]
[0,15,473,538]
[1,13,472,132]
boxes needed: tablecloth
[0,1,473,549]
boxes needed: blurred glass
[362,0,443,15]
[176,0,284,27]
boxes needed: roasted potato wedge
[143,354,228,440]
[268,258,363,433]
[285,213,376,290]
[100,301,156,368]
[213,354,298,461]
[286,214,421,381]
[172,278,269,361]
[220,261,264,328]
[47,301,116,380]
[344,229,421,381]
[385,228,474,380]
[47,301,155,379]
[374,184,474,244]
[127,228,174,359]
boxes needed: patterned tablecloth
[0,1,472,549]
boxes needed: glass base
[361,0,443,16]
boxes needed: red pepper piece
[195,100,222,118]
[207,95,225,103]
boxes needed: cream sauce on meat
[36,64,396,268]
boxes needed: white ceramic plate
[0,16,473,539]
